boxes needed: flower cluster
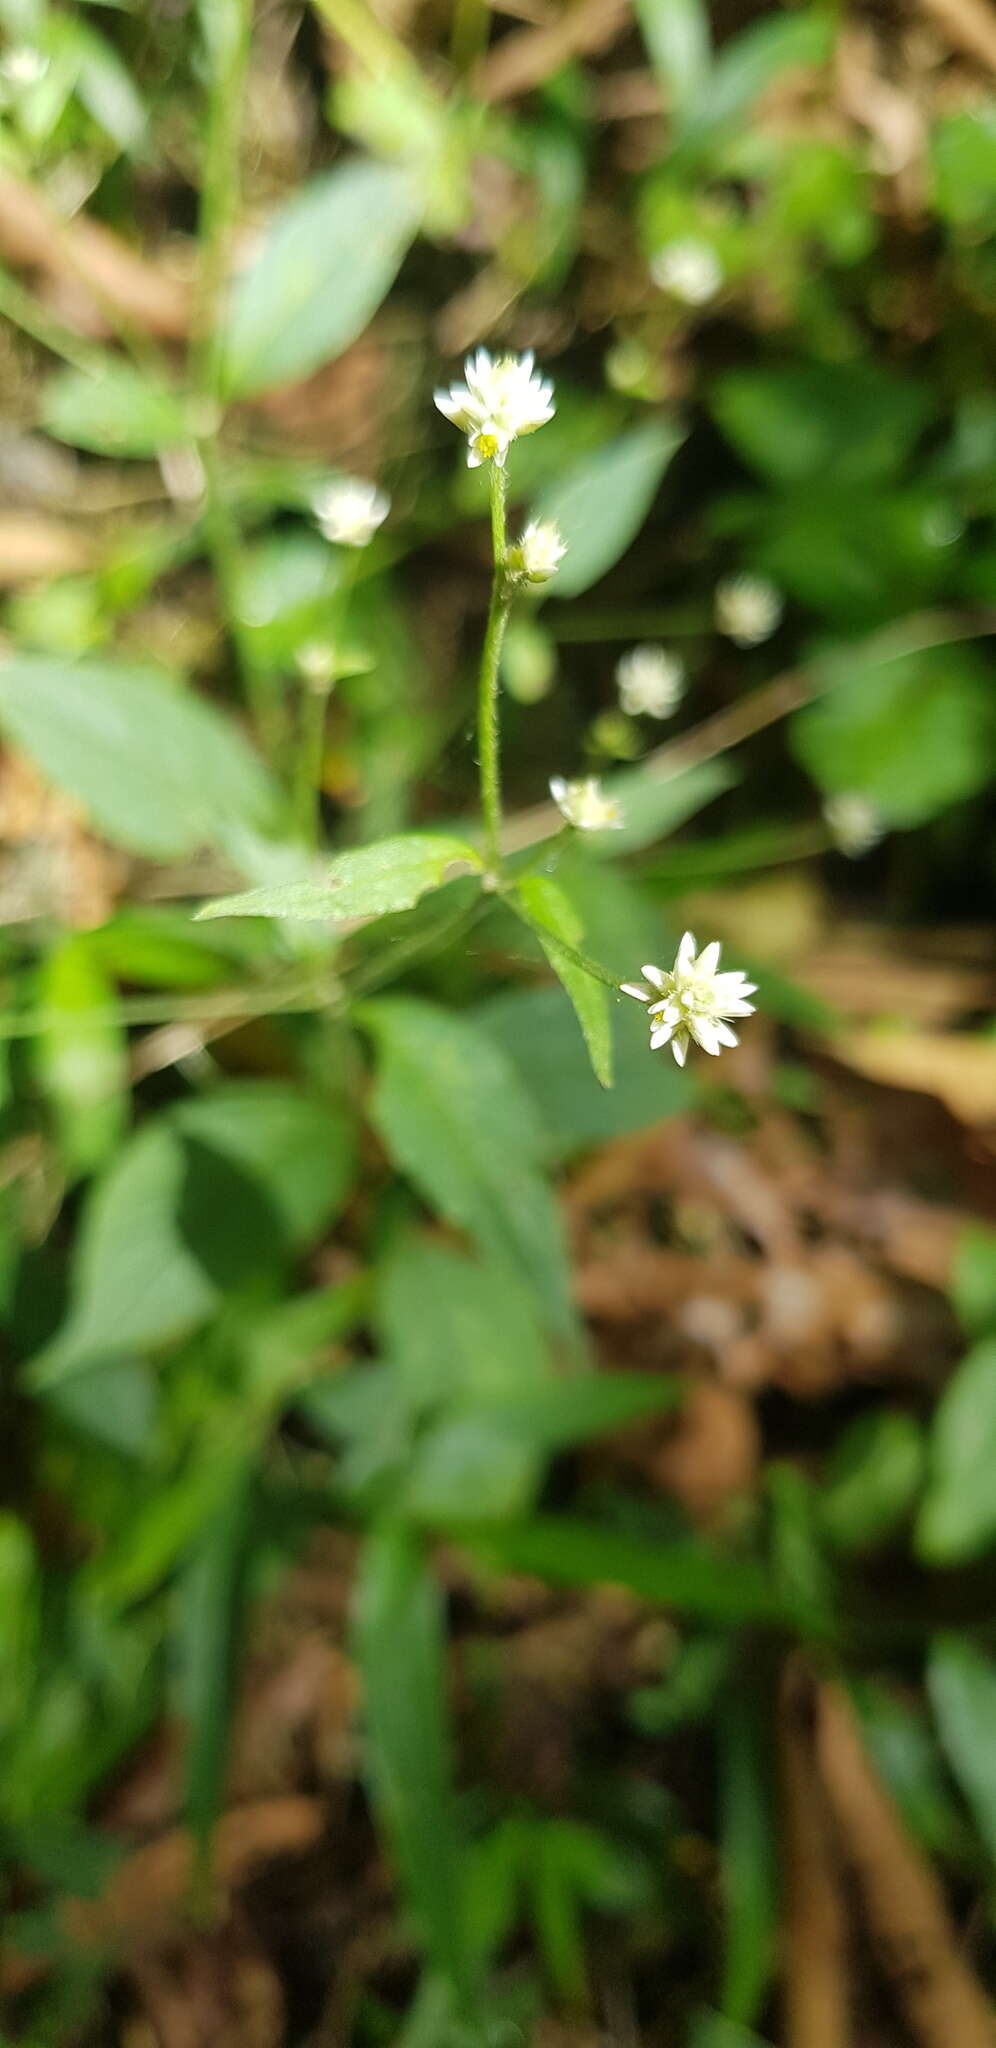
[715,573,783,647]
[508,518,566,585]
[550,776,623,832]
[435,348,555,468]
[622,932,756,1067]
[824,792,884,858]
[616,644,685,720]
[651,238,724,307]
[313,477,389,549]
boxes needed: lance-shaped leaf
[515,874,612,1090]
[195,834,482,923]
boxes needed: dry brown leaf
[473,0,630,100]
[917,0,996,72]
[832,1031,996,1126]
[0,168,190,339]
[0,513,94,584]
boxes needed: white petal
[549,777,567,803]
[697,940,721,975]
[692,1018,722,1055]
[719,998,755,1019]
[714,1022,739,1048]
[641,963,666,987]
[466,445,484,468]
[676,931,696,970]
[648,1001,680,1025]
[620,982,651,1003]
[671,1033,688,1066]
[714,971,755,999]
[650,1026,673,1049]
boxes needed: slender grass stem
[477,461,511,872]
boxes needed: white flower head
[651,238,724,307]
[616,644,685,720]
[0,45,49,87]
[313,476,389,548]
[550,775,623,832]
[824,792,884,858]
[509,518,566,584]
[622,931,756,1067]
[715,573,783,647]
[435,348,555,468]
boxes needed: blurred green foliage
[0,0,995,2040]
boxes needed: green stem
[294,683,331,847]
[191,0,273,744]
[477,461,511,873]
[506,889,622,992]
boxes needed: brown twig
[815,1679,995,2048]
[0,168,190,339]
[779,1659,853,2048]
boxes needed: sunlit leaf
[917,1338,996,1562]
[221,160,420,397]
[535,418,685,598]
[515,874,612,1089]
[927,1635,996,1866]
[196,834,482,922]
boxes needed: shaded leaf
[712,361,930,488]
[792,647,996,826]
[196,833,482,922]
[927,1635,996,1866]
[363,998,578,1344]
[34,935,128,1178]
[467,1517,786,1623]
[717,1678,778,2028]
[354,1525,473,2004]
[917,1338,996,1562]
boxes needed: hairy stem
[477,461,511,872]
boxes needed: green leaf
[712,361,930,487]
[29,1084,355,1388]
[34,934,127,1178]
[854,1680,970,1863]
[717,1678,778,2028]
[377,1236,549,1409]
[600,758,736,856]
[634,0,711,113]
[478,982,688,1157]
[220,160,420,397]
[535,418,685,598]
[42,360,191,457]
[927,1635,996,1866]
[195,834,482,922]
[0,656,276,859]
[951,1226,996,1338]
[672,10,832,164]
[515,874,612,1089]
[467,1518,785,1624]
[821,1410,925,1554]
[176,1467,254,1851]
[931,108,996,232]
[917,1339,996,1562]
[690,2016,772,2048]
[407,1373,681,1525]
[363,998,578,1345]
[792,647,996,827]
[354,1525,473,2004]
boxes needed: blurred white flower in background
[0,46,49,87]
[651,238,724,306]
[622,931,756,1067]
[616,644,685,719]
[511,518,566,584]
[313,477,389,548]
[550,776,624,832]
[714,572,783,647]
[824,792,885,858]
[435,349,555,468]
[295,643,338,692]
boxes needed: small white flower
[651,238,724,307]
[715,573,783,647]
[313,476,389,548]
[296,642,338,692]
[550,775,624,832]
[616,644,685,720]
[824,792,884,858]
[0,45,49,87]
[435,348,555,468]
[622,930,756,1067]
[509,518,566,584]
